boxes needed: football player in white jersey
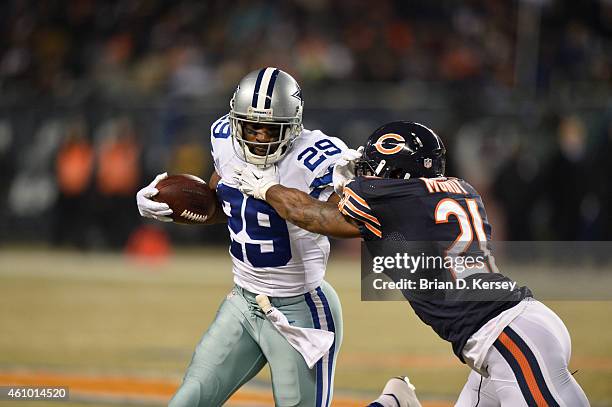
[136,68,345,407]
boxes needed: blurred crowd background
[0,0,610,251]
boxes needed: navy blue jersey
[340,176,532,362]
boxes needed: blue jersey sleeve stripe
[211,114,229,133]
[310,171,333,189]
[211,115,230,139]
[220,122,230,135]
[309,165,334,189]
[309,187,323,199]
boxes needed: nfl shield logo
[424,158,432,168]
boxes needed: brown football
[153,174,217,224]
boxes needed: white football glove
[332,146,363,195]
[235,165,279,200]
[136,172,173,222]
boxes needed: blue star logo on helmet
[291,87,303,101]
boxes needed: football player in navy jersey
[236,121,589,407]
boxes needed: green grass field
[0,248,610,406]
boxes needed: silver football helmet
[229,67,304,166]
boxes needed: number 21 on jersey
[435,197,498,277]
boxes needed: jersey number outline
[218,184,292,267]
[297,139,341,171]
[434,198,487,256]
[434,198,495,277]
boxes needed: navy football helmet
[356,121,446,179]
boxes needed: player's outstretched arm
[265,184,361,238]
[235,164,359,237]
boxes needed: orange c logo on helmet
[374,133,405,155]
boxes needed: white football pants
[456,301,589,407]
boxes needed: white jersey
[210,114,347,297]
